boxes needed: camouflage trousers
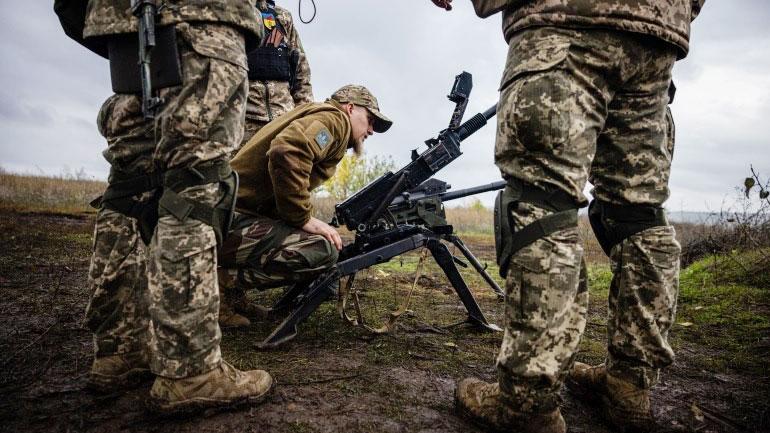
[228,118,269,160]
[85,22,248,378]
[494,27,681,409]
[218,213,338,290]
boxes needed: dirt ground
[0,211,767,433]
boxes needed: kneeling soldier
[217,85,391,320]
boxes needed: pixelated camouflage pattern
[83,0,263,43]
[219,213,338,289]
[85,206,150,357]
[494,27,682,406]
[148,183,223,378]
[605,225,681,389]
[496,202,588,411]
[231,100,351,227]
[330,84,392,132]
[87,23,248,378]
[469,0,704,58]
[245,2,313,125]
[240,119,270,148]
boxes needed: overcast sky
[1,1,768,212]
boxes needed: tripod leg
[448,235,505,300]
[427,239,500,332]
[269,281,309,314]
[257,273,338,348]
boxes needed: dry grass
[0,172,105,215]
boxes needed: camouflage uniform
[83,0,262,378]
[468,0,703,411]
[242,1,313,147]
[223,85,391,290]
[219,214,338,290]
[224,99,351,287]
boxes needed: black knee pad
[494,179,580,278]
[588,200,669,256]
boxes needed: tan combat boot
[148,361,273,414]
[455,378,566,433]
[219,298,251,328]
[87,351,152,393]
[567,362,654,433]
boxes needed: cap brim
[368,108,393,133]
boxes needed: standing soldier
[244,0,313,144]
[55,0,273,414]
[219,0,314,327]
[430,1,704,432]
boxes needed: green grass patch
[674,251,770,375]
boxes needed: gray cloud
[0,1,767,212]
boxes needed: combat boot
[148,361,273,414]
[567,362,654,433]
[219,298,251,328]
[455,378,566,433]
[87,351,152,393]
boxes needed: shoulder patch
[262,12,277,30]
[315,129,331,149]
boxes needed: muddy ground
[0,211,767,433]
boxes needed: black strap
[157,161,239,245]
[508,210,578,256]
[507,178,580,213]
[495,179,582,277]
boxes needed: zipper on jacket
[263,81,273,121]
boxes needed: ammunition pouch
[107,25,182,94]
[90,169,162,245]
[588,200,668,256]
[494,179,580,278]
[54,0,108,58]
[157,161,239,246]
[247,46,298,83]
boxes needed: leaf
[744,177,755,197]
[760,190,769,199]
[444,342,457,348]
[678,321,694,327]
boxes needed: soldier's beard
[352,138,364,156]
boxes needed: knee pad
[588,200,669,256]
[158,161,239,246]
[494,179,580,278]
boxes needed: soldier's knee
[588,199,671,256]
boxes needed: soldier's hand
[302,217,343,251]
[430,0,452,11]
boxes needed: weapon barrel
[441,180,506,202]
[456,104,497,141]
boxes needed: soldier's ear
[343,103,355,116]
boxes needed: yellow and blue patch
[262,13,277,30]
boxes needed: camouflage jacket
[471,0,705,58]
[246,1,313,123]
[231,100,351,227]
[83,0,263,43]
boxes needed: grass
[3,172,767,380]
[0,172,104,215]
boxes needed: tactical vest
[247,1,299,83]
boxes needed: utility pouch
[108,25,182,94]
[54,0,108,58]
[247,46,292,81]
[494,183,521,278]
